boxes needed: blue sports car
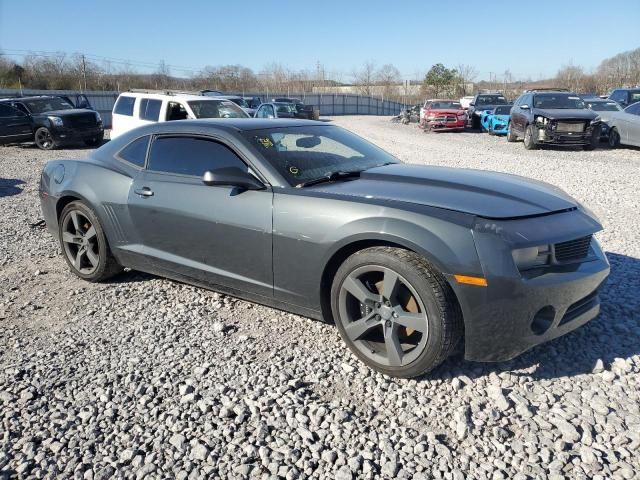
[484,105,512,135]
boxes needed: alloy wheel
[61,210,100,275]
[338,265,429,367]
[35,129,53,149]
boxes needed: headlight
[48,116,64,127]
[535,116,549,125]
[512,245,551,270]
[95,112,102,123]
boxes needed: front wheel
[331,247,462,378]
[34,127,57,150]
[59,201,121,282]
[608,128,620,148]
[507,122,517,142]
[524,125,538,150]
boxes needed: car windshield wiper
[296,170,363,188]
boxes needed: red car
[420,99,467,132]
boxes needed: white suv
[110,91,249,138]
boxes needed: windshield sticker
[288,166,300,176]
[257,136,274,148]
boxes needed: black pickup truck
[0,95,104,150]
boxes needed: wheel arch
[318,236,464,330]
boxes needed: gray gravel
[1,119,639,479]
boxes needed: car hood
[39,108,95,117]
[428,109,463,115]
[532,108,597,121]
[313,164,578,219]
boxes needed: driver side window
[147,136,248,177]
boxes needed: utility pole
[81,55,88,91]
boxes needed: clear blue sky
[1,0,638,81]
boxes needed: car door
[127,134,273,297]
[510,95,524,132]
[620,103,640,146]
[0,104,32,144]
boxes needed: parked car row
[456,87,640,150]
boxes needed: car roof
[0,95,59,102]
[118,92,227,101]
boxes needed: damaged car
[508,90,601,150]
[420,100,466,132]
[40,119,610,378]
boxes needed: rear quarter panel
[41,157,138,259]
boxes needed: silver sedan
[608,102,640,148]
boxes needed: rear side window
[148,136,247,177]
[117,136,150,167]
[0,104,21,117]
[114,96,135,116]
[139,99,162,121]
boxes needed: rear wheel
[59,201,121,282]
[331,247,462,378]
[34,127,56,150]
[608,128,620,148]
[524,125,538,150]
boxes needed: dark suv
[467,92,509,129]
[508,90,601,150]
[0,96,104,150]
[607,88,640,108]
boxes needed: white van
[110,91,249,139]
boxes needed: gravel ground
[0,118,639,480]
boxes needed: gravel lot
[1,117,639,480]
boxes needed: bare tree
[455,64,478,96]
[376,64,401,99]
[352,61,376,96]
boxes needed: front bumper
[491,122,508,134]
[426,118,465,131]
[533,123,599,145]
[51,125,104,145]
[449,209,610,362]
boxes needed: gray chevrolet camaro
[39,119,610,378]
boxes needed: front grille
[433,115,457,123]
[555,121,585,133]
[64,113,98,129]
[554,235,592,262]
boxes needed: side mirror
[520,104,530,109]
[202,167,264,190]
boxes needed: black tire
[507,122,517,142]
[524,125,538,150]
[608,128,620,148]
[34,127,57,150]
[84,132,105,147]
[330,247,462,378]
[471,115,481,130]
[58,201,121,282]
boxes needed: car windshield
[243,125,399,187]
[533,94,585,109]
[274,103,294,113]
[494,106,512,115]
[629,90,640,103]
[227,97,249,108]
[430,101,461,109]
[23,97,74,113]
[187,100,248,118]
[588,102,622,112]
[475,95,507,106]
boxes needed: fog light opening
[531,306,555,336]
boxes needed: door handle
[134,187,154,197]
